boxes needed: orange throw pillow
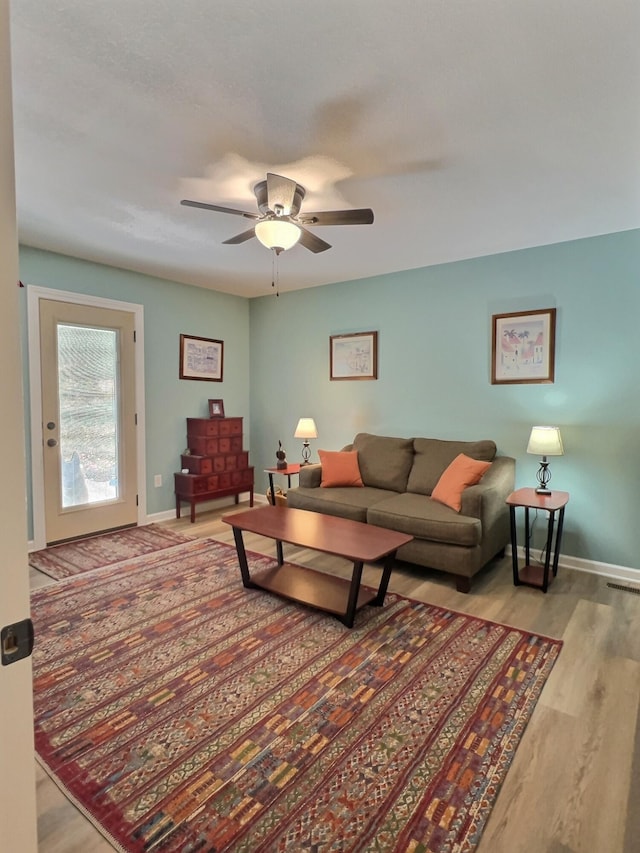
[318,449,364,487]
[431,454,491,512]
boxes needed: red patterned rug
[31,538,562,852]
[28,523,193,580]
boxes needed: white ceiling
[9,1,640,298]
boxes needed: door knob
[47,438,58,447]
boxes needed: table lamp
[294,417,318,464]
[526,426,564,495]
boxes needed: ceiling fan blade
[266,173,298,215]
[299,208,374,226]
[298,227,332,253]
[222,227,256,245]
[181,199,259,220]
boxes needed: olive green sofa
[286,432,515,592]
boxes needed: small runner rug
[31,538,562,852]
[28,523,193,580]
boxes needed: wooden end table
[223,505,413,628]
[506,487,569,592]
[264,464,301,504]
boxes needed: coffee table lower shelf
[248,563,379,617]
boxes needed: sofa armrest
[299,463,322,488]
[460,456,516,522]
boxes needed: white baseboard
[144,491,264,525]
[145,509,176,523]
[508,546,640,585]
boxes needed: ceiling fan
[181,172,374,254]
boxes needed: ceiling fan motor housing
[254,179,306,218]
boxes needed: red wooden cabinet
[175,417,254,522]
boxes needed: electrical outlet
[154,474,162,487]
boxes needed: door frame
[27,286,147,551]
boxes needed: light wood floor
[32,502,640,852]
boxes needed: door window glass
[57,324,120,507]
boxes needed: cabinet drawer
[174,473,207,495]
[186,417,220,437]
[219,418,242,436]
[180,454,213,474]
[231,468,254,487]
[217,435,244,453]
[188,436,219,456]
[230,451,249,470]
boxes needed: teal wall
[19,247,250,528]
[250,229,640,570]
[19,230,640,571]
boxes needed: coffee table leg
[343,561,364,628]
[372,550,397,606]
[232,526,255,589]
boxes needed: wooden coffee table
[223,505,413,628]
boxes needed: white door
[2,1,38,846]
[39,299,138,543]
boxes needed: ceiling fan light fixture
[254,219,301,252]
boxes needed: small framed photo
[330,331,378,381]
[208,399,225,418]
[179,334,223,382]
[491,309,556,384]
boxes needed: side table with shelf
[506,487,569,592]
[264,463,301,505]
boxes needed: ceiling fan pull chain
[270,249,280,297]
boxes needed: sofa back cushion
[352,433,415,492]
[406,438,497,496]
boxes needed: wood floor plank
[541,599,616,717]
[554,657,640,853]
[32,503,640,852]
[476,704,577,853]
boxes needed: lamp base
[534,458,552,495]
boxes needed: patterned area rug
[28,523,193,580]
[31,538,562,852]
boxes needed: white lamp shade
[526,426,564,456]
[294,417,318,439]
[255,219,301,251]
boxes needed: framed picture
[491,309,556,384]
[208,399,225,418]
[179,334,223,382]
[330,331,378,380]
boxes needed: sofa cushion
[352,433,414,492]
[431,454,492,512]
[318,449,363,487]
[406,438,496,496]
[286,485,398,523]
[367,493,482,548]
